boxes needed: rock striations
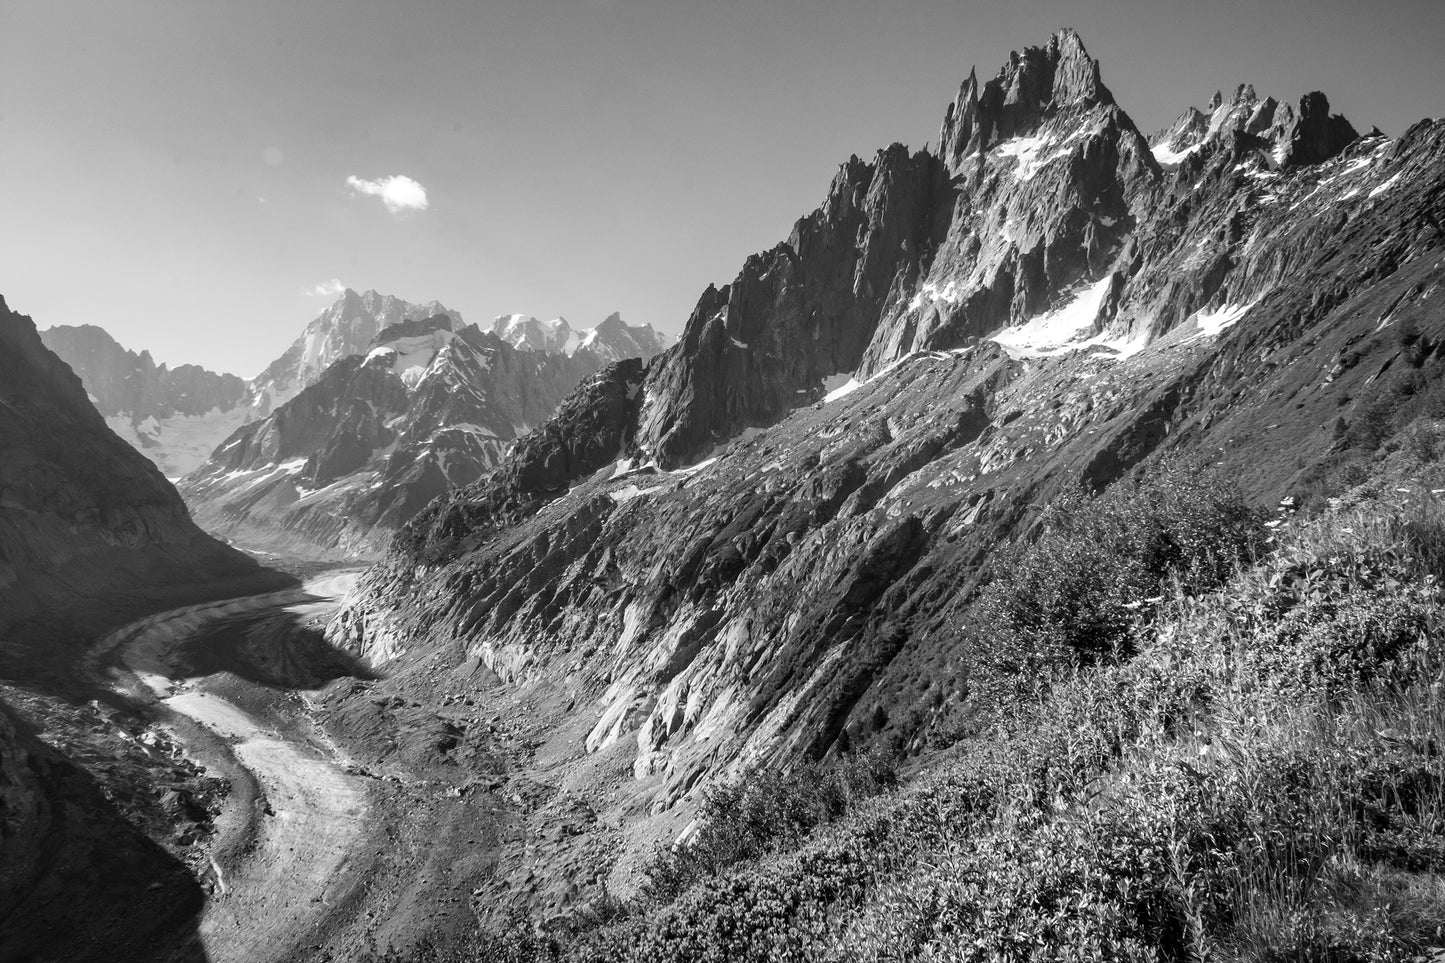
[327,29,1445,910]
[38,324,249,477]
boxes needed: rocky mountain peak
[367,313,456,351]
[244,289,463,420]
[1270,90,1360,167]
[490,311,669,363]
[184,319,607,558]
[362,314,457,390]
[488,313,576,354]
[1150,84,1356,171]
[938,27,1111,172]
[38,323,250,477]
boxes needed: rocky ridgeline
[180,318,615,559]
[38,324,249,477]
[329,24,1445,862]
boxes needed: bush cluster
[638,750,898,906]
[970,458,1264,680]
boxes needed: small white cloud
[345,174,429,214]
[306,278,347,297]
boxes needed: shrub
[1401,420,1443,462]
[638,750,897,906]
[970,458,1264,680]
[1347,394,1401,451]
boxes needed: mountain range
[489,311,670,362]
[319,27,1445,934]
[5,23,1445,963]
[37,324,249,477]
[42,289,668,494]
[179,314,620,558]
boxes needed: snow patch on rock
[990,277,1114,358]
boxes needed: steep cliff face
[244,288,463,420]
[617,30,1158,468]
[329,27,1445,870]
[635,144,949,467]
[0,297,263,635]
[38,324,249,477]
[182,321,607,559]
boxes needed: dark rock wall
[0,296,261,635]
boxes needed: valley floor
[98,579,373,962]
[1,563,508,963]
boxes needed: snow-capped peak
[490,312,669,363]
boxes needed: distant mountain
[38,324,249,477]
[244,288,464,420]
[180,318,605,559]
[488,311,669,363]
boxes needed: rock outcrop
[1148,83,1359,173]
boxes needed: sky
[2,0,1443,378]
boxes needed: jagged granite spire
[1148,83,1355,170]
[938,27,1112,172]
[1271,91,1360,167]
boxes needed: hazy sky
[2,0,1442,377]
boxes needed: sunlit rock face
[243,288,465,421]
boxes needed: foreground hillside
[0,296,272,637]
[491,462,1445,961]
[313,27,1445,960]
